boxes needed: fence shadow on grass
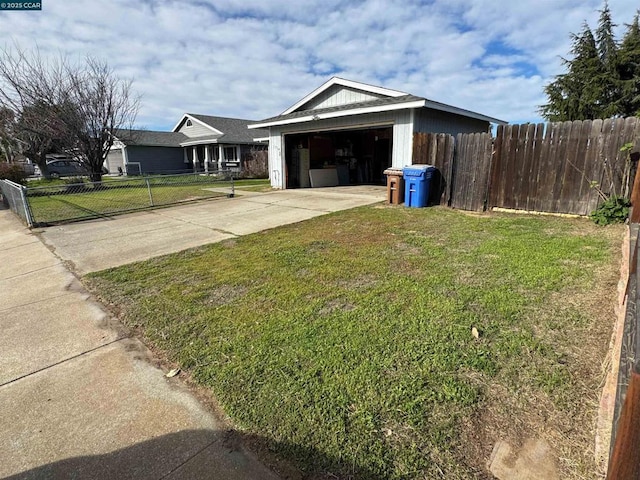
[5,429,384,480]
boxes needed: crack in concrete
[0,337,126,388]
[0,262,64,282]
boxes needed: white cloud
[0,0,637,129]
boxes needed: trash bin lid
[403,165,435,177]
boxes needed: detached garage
[248,77,505,189]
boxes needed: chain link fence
[0,179,34,226]
[24,172,237,226]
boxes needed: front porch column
[192,146,198,172]
[218,145,224,171]
[183,148,188,166]
[204,145,209,174]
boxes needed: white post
[192,146,198,172]
[204,145,210,174]
[122,146,129,175]
[218,145,224,171]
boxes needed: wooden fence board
[535,122,559,212]
[585,119,605,214]
[488,125,505,207]
[526,124,545,211]
[571,120,593,215]
[553,120,577,213]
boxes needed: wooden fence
[607,167,640,478]
[413,117,640,215]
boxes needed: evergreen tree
[540,3,640,120]
[540,24,607,121]
[595,1,620,117]
[619,13,640,116]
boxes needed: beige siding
[176,119,216,138]
[413,108,489,135]
[392,109,413,168]
[300,86,385,111]
[105,148,124,174]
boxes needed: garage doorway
[284,126,392,188]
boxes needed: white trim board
[279,121,394,136]
[249,100,426,129]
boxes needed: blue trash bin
[403,165,435,208]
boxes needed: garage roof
[248,77,506,129]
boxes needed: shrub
[590,196,631,225]
[0,162,28,185]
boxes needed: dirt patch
[203,284,249,306]
[221,239,238,249]
[318,298,356,315]
[334,275,379,290]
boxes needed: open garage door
[284,126,392,188]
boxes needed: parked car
[19,161,36,176]
[42,159,90,178]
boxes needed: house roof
[248,77,507,129]
[173,113,269,144]
[114,129,188,147]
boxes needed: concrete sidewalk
[38,186,385,274]
[0,208,280,479]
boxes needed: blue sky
[0,0,637,130]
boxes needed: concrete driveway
[38,186,385,274]
[0,208,281,480]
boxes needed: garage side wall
[414,109,489,136]
[105,148,125,174]
[127,146,186,174]
[266,110,414,188]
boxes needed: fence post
[145,178,154,206]
[630,158,640,223]
[20,185,34,227]
[607,364,640,479]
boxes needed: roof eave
[179,139,267,147]
[423,100,507,124]
[248,100,427,129]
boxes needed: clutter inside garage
[284,126,392,188]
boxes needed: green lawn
[86,206,622,479]
[27,177,270,224]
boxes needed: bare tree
[0,47,72,176]
[0,47,139,181]
[63,58,139,182]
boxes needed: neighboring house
[248,77,507,189]
[172,114,269,174]
[106,114,269,175]
[106,130,189,175]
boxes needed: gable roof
[173,113,269,143]
[114,129,188,147]
[281,77,408,115]
[248,77,506,129]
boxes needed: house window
[223,146,237,162]
[186,119,192,127]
